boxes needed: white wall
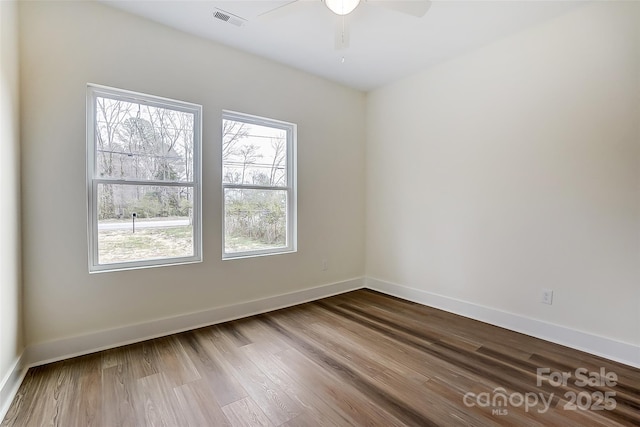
[0,0,23,405]
[16,0,639,366]
[19,1,365,346]
[367,2,640,346]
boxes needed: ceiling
[101,1,581,92]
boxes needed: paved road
[98,219,190,230]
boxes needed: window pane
[222,119,287,186]
[224,188,287,254]
[97,184,194,264]
[95,97,195,182]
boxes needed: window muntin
[87,84,202,272]
[222,111,296,259]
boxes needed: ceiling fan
[258,0,432,50]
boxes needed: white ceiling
[101,0,581,91]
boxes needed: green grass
[98,226,286,264]
[224,234,286,253]
[98,226,193,264]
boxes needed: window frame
[86,84,202,273]
[221,110,297,259]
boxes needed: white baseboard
[366,277,640,369]
[0,352,27,424]
[12,274,636,414]
[25,278,364,367]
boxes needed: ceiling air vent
[213,8,246,27]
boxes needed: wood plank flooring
[2,289,639,426]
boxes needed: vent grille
[214,11,230,22]
[213,8,246,27]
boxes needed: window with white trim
[87,84,202,272]
[222,111,297,258]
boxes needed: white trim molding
[366,277,640,369]
[25,278,364,367]
[0,353,26,423]
[5,275,638,420]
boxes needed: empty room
[1,0,639,425]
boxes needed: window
[222,111,297,258]
[87,84,202,272]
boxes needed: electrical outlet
[321,259,328,271]
[541,289,554,305]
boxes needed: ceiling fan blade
[370,0,432,17]
[257,0,304,22]
[334,15,350,50]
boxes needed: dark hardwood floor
[2,289,639,426]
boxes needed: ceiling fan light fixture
[325,0,360,16]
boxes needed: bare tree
[239,144,262,185]
[269,134,286,186]
[222,120,249,161]
[95,98,195,220]
[96,98,134,218]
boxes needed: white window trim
[87,84,203,273]
[221,110,297,260]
